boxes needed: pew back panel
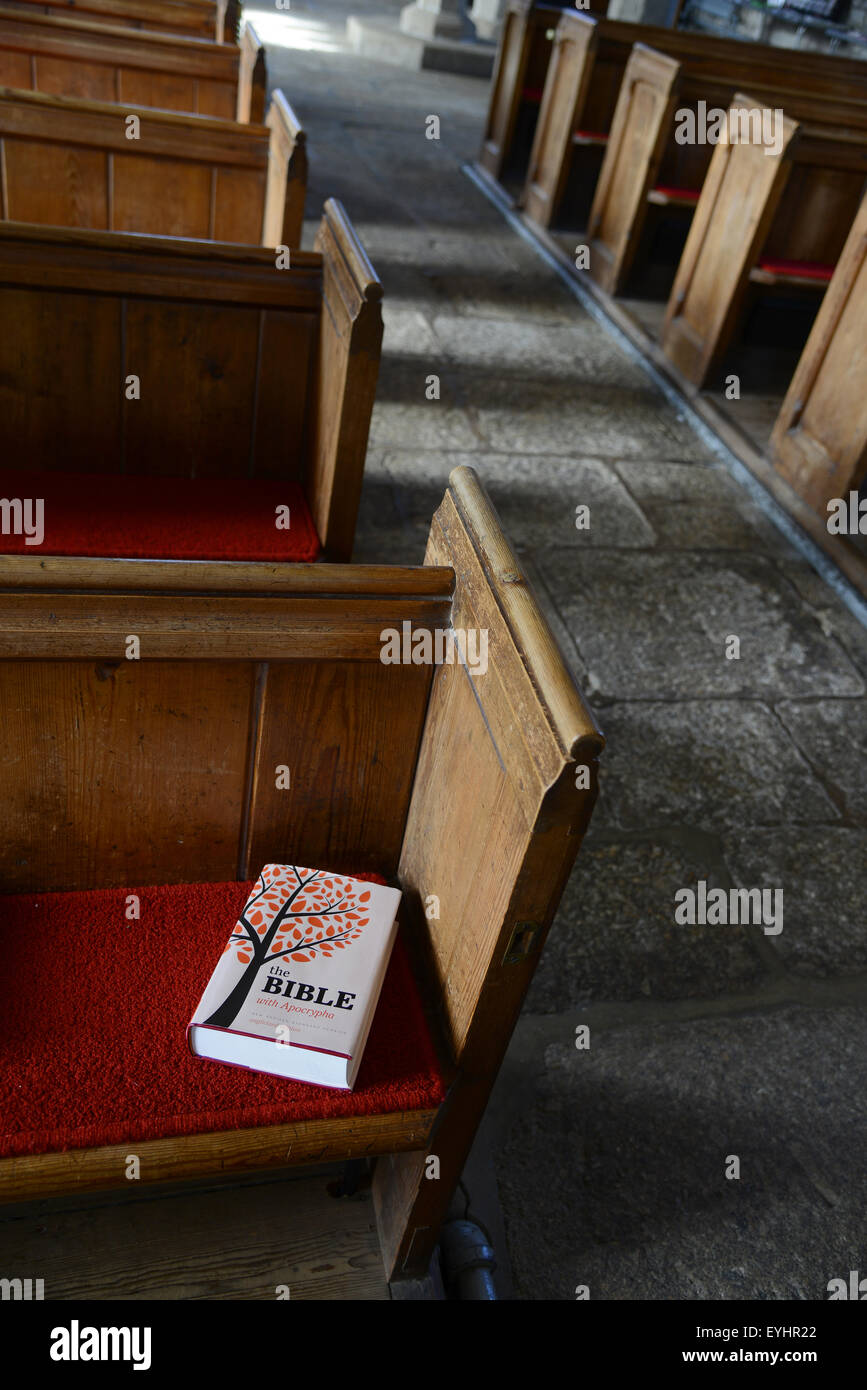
[0,595,450,893]
[0,224,319,480]
[0,86,302,246]
[0,12,265,121]
[2,0,229,43]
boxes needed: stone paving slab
[382,449,657,549]
[612,458,794,557]
[775,559,867,684]
[368,363,481,450]
[541,550,865,701]
[613,459,748,504]
[472,378,711,459]
[775,699,867,827]
[526,836,768,1009]
[495,1005,867,1300]
[724,827,867,979]
[428,312,651,386]
[589,701,839,833]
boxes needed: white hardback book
[188,865,401,1090]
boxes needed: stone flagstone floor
[253,0,867,1300]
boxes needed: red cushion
[757,258,834,282]
[652,185,701,202]
[0,470,320,562]
[522,85,544,102]
[0,878,445,1158]
[573,129,609,141]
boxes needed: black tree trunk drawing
[204,955,267,1030]
[202,868,358,1031]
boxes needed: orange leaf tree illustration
[204,866,371,1028]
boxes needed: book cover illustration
[188,864,401,1090]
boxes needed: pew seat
[522,84,544,102]
[750,258,835,287]
[0,879,445,1161]
[0,472,322,563]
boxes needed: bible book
[188,865,401,1090]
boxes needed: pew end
[307,198,384,562]
[480,0,562,181]
[375,466,603,1277]
[522,11,599,229]
[661,95,801,388]
[769,193,867,515]
[237,21,266,124]
[587,43,681,295]
[262,89,308,251]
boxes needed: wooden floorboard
[0,1168,390,1300]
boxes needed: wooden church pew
[1,0,236,44]
[769,193,867,518]
[585,43,867,296]
[0,10,265,122]
[480,0,567,182]
[0,465,604,1284]
[660,96,867,389]
[479,0,612,184]
[0,86,306,247]
[518,11,867,229]
[0,202,382,564]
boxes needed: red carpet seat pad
[651,185,701,202]
[0,471,321,563]
[0,879,445,1159]
[756,258,834,283]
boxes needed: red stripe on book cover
[0,470,321,562]
[193,1022,353,1061]
[0,878,445,1158]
